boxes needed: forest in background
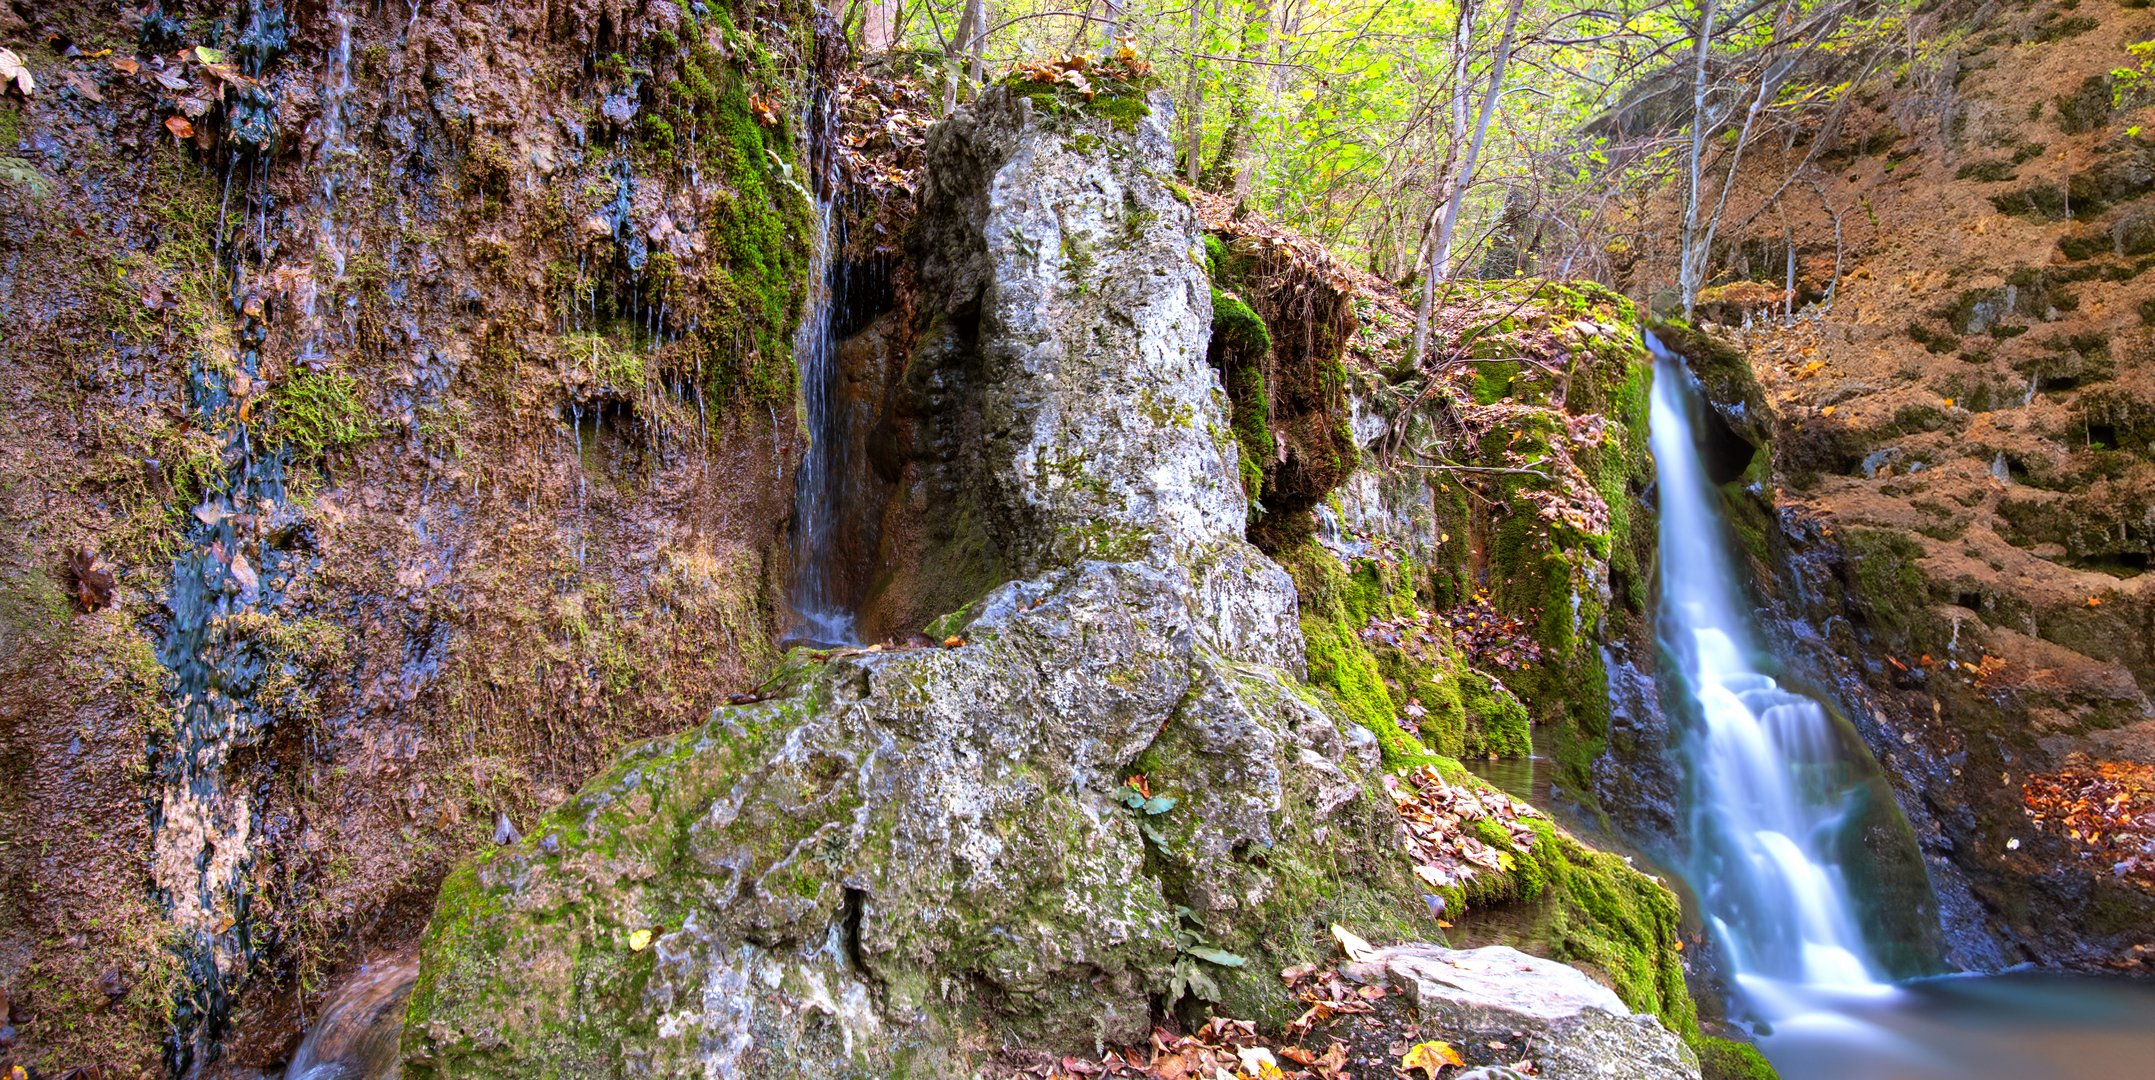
[831,0,2013,325]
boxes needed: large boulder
[1349,945,1701,1080]
[400,87,1418,1078]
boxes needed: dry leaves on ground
[1387,765,1542,904]
[2023,760,2155,888]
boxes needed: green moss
[1211,286,1270,356]
[1005,70,1160,133]
[630,14,811,411]
[1693,1035,1779,1080]
[1436,795,1698,1038]
[266,370,379,459]
[1470,360,1520,404]
[1838,528,1934,651]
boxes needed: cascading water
[783,35,860,646]
[1643,332,2155,1079]
[1645,332,1886,1009]
[283,956,418,1080]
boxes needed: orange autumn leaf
[164,115,194,140]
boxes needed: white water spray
[1646,332,1886,1010]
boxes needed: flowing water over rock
[1647,331,2155,1077]
[283,956,416,1080]
[783,45,860,647]
[1647,333,1885,1004]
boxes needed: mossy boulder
[405,85,1419,1077]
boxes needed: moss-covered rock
[406,85,1420,1077]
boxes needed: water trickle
[155,358,302,1075]
[1645,332,1887,1009]
[303,8,356,367]
[783,38,860,647]
[284,955,418,1080]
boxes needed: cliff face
[1,1,816,1071]
[1622,0,2155,968]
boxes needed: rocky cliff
[1,0,818,1070]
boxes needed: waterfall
[284,956,417,1080]
[783,41,859,646]
[1645,332,1886,1011]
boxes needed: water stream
[283,956,417,1080]
[1647,334,1886,1006]
[1645,331,2155,1078]
[783,40,862,647]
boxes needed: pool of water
[1461,755,1552,805]
[1755,972,2155,1080]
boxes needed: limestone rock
[402,87,1416,1078]
[1349,945,1700,1080]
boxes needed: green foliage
[2114,40,2155,109]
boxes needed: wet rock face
[403,88,1411,1077]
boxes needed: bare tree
[1410,0,1524,366]
[1676,0,1719,320]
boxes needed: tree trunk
[1185,0,1205,182]
[941,0,975,115]
[1678,0,1719,321]
[966,0,987,85]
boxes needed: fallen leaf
[164,115,194,140]
[193,46,229,66]
[629,928,653,951]
[1329,923,1375,962]
[1401,1040,1464,1076]
[0,48,33,96]
[1819,404,1836,417]
[64,71,102,102]
[69,548,115,612]
[942,634,966,648]
[229,552,259,596]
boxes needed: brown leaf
[64,71,102,102]
[69,548,115,612]
[164,115,194,140]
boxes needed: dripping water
[783,23,860,647]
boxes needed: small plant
[2114,40,2155,108]
[1167,905,1246,1003]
